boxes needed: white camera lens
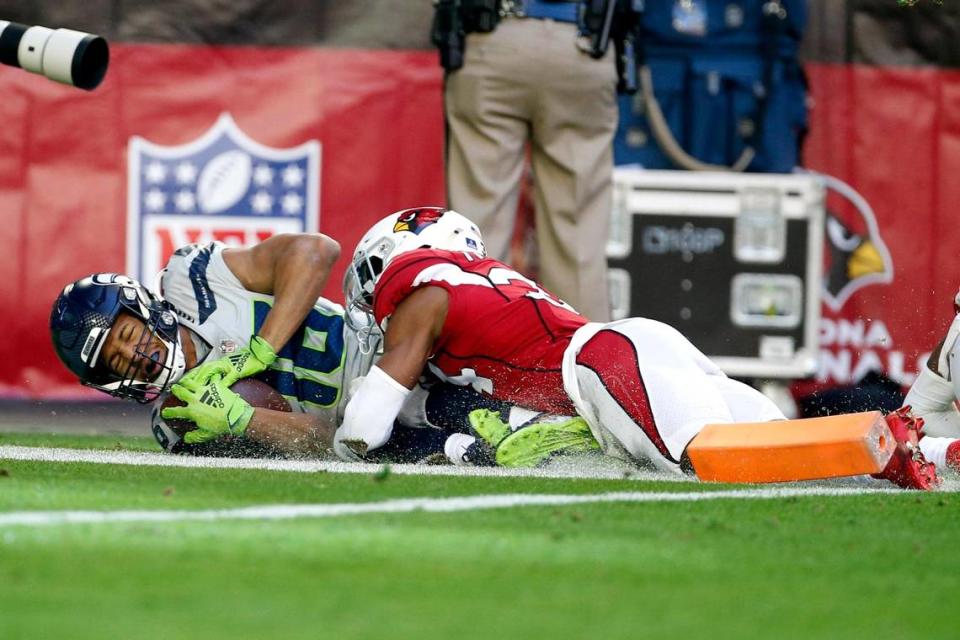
[0,21,109,90]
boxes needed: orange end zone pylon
[687,411,896,483]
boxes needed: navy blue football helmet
[49,273,186,402]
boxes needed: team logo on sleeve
[127,113,320,282]
[392,208,445,235]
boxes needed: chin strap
[357,322,380,356]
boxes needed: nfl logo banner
[126,113,320,281]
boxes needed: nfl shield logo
[126,113,320,281]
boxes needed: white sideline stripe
[3,445,957,492]
[0,445,688,482]
[0,487,898,528]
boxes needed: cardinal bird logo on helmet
[392,207,446,235]
[821,179,894,311]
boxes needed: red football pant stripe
[575,329,674,462]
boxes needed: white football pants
[562,319,785,474]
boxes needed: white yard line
[0,487,901,528]
[0,445,955,530]
[5,445,959,489]
[0,445,684,481]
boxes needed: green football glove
[468,409,601,468]
[161,375,255,444]
[180,334,277,387]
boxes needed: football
[160,378,292,437]
[196,149,252,214]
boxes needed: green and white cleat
[468,409,511,447]
[468,409,601,468]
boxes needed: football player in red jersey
[335,207,948,488]
[336,207,783,472]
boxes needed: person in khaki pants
[443,1,618,321]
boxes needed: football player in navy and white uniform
[51,233,458,458]
[334,207,951,489]
[51,233,354,455]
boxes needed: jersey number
[253,301,345,408]
[487,267,575,312]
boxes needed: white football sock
[919,436,954,470]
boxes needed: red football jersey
[374,249,588,414]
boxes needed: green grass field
[1,432,958,640]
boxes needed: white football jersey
[156,241,376,427]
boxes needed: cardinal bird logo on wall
[820,177,894,311]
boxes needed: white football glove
[397,382,434,429]
[345,376,365,405]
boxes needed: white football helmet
[343,207,485,338]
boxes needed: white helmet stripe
[81,326,106,366]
